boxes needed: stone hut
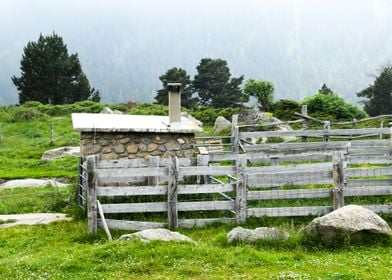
[72,84,203,160]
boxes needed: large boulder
[41,146,80,160]
[213,116,232,134]
[100,107,114,114]
[119,228,195,243]
[303,205,391,242]
[227,226,289,243]
[0,179,69,189]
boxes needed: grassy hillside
[0,101,391,279]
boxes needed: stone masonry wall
[80,132,195,160]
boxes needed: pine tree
[154,67,198,108]
[12,32,100,104]
[193,58,247,108]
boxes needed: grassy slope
[0,116,79,179]
[0,103,391,279]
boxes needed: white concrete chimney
[168,83,182,123]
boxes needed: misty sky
[1,0,392,105]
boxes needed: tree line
[11,32,392,119]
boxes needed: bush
[128,103,168,116]
[273,99,301,120]
[9,106,48,122]
[302,92,367,120]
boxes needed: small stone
[181,144,193,150]
[165,140,181,151]
[99,139,110,146]
[100,107,114,114]
[119,137,131,144]
[141,137,152,145]
[158,145,167,152]
[101,147,112,154]
[147,143,158,152]
[177,138,185,144]
[138,143,147,152]
[176,151,185,157]
[101,153,119,160]
[128,154,136,159]
[227,226,289,243]
[127,144,138,154]
[114,144,125,153]
[151,150,162,156]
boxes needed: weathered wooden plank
[244,140,389,153]
[197,154,209,184]
[247,206,333,217]
[347,179,392,187]
[177,200,234,211]
[236,154,247,223]
[100,219,165,231]
[101,202,167,213]
[348,146,392,154]
[97,200,112,241]
[231,114,239,153]
[208,152,237,161]
[168,157,179,229]
[96,186,167,196]
[347,157,392,164]
[247,188,331,200]
[346,167,392,177]
[247,170,333,188]
[97,157,192,169]
[345,186,392,197]
[148,156,159,186]
[87,155,98,235]
[363,204,392,214]
[245,162,332,174]
[247,152,332,163]
[178,218,235,228]
[239,127,390,139]
[178,183,235,194]
[97,167,168,179]
[180,166,236,177]
[333,151,345,209]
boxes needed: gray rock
[0,179,69,189]
[213,116,232,134]
[113,110,123,114]
[41,146,80,160]
[181,112,203,126]
[119,228,195,243]
[0,213,72,228]
[303,205,392,241]
[100,107,114,114]
[227,226,289,243]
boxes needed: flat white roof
[72,113,203,133]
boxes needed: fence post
[301,105,308,142]
[148,156,160,186]
[197,154,209,184]
[235,154,247,223]
[332,151,345,210]
[50,121,54,145]
[323,121,331,142]
[168,156,179,229]
[231,114,239,153]
[87,154,98,235]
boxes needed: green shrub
[128,103,168,116]
[9,106,48,122]
[273,99,301,120]
[302,92,367,120]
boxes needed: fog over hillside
[1,0,392,105]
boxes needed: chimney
[168,83,182,123]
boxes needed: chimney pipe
[168,83,182,123]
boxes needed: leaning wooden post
[301,105,308,142]
[197,154,209,184]
[50,121,54,145]
[87,154,98,235]
[148,156,160,187]
[235,154,247,223]
[323,121,331,142]
[231,114,239,153]
[167,156,179,229]
[332,151,345,210]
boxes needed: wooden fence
[86,145,392,236]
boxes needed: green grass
[0,221,391,279]
[0,117,79,179]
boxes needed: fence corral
[84,111,392,236]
